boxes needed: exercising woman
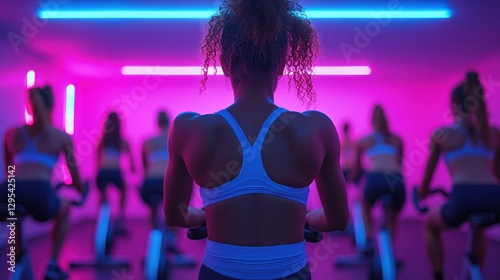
[341,122,363,184]
[163,0,349,279]
[140,111,195,266]
[1,86,85,280]
[419,71,500,280]
[352,105,405,249]
[96,111,135,233]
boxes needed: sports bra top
[199,108,310,208]
[365,132,398,158]
[102,147,121,158]
[13,127,59,169]
[443,125,494,163]
[149,149,169,163]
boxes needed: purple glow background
[0,0,499,236]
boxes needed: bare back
[176,106,337,246]
[439,126,500,184]
[5,125,70,180]
[359,133,403,173]
[143,135,169,177]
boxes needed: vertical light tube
[27,70,35,87]
[65,84,75,135]
[63,84,75,184]
[25,70,35,124]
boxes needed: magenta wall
[58,55,499,221]
[1,0,500,239]
[1,55,499,224]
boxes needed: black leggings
[441,184,500,228]
[96,169,124,191]
[198,264,311,280]
[363,172,406,210]
[139,177,163,207]
[0,180,60,222]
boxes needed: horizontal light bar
[39,10,451,19]
[121,66,371,76]
[308,10,451,19]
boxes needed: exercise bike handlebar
[412,186,450,213]
[187,225,324,243]
[55,181,90,206]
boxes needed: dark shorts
[363,172,406,210]
[0,180,60,222]
[343,168,365,185]
[140,177,163,206]
[441,184,500,228]
[198,264,311,280]
[96,169,124,191]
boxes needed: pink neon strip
[65,85,75,135]
[121,66,371,76]
[25,70,35,124]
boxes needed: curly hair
[200,0,319,106]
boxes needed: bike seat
[468,213,497,229]
[0,204,30,220]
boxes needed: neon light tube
[25,109,33,125]
[65,84,75,135]
[63,165,72,185]
[27,70,35,88]
[25,70,35,124]
[39,10,451,19]
[121,66,371,76]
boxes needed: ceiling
[1,0,499,84]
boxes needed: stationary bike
[336,193,400,280]
[69,183,129,269]
[0,181,89,280]
[413,187,498,280]
[143,196,169,280]
[142,192,196,280]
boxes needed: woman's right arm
[419,130,443,198]
[96,141,102,170]
[164,113,205,228]
[62,133,84,193]
[349,139,365,184]
[141,141,149,173]
[492,128,500,180]
[305,112,349,232]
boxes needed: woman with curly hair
[164,0,349,279]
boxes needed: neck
[231,74,277,106]
[456,116,473,126]
[32,115,51,128]
[159,128,169,135]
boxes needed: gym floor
[1,219,499,280]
